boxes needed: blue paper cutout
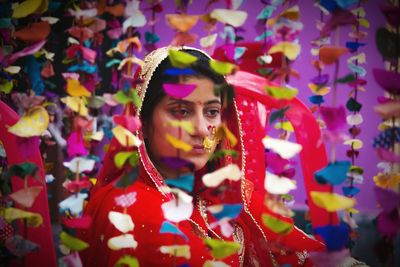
[346,42,366,53]
[145,31,160,44]
[342,186,360,197]
[165,173,194,192]
[164,68,195,76]
[160,221,188,242]
[25,56,44,95]
[313,223,350,251]
[314,161,351,185]
[256,6,276,20]
[309,95,324,105]
[210,204,243,221]
[67,61,97,74]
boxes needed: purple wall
[139,1,385,213]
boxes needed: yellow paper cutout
[261,213,293,234]
[166,14,199,32]
[160,245,191,259]
[61,96,88,116]
[0,81,13,94]
[358,18,369,28]
[112,125,142,147]
[12,0,45,18]
[165,120,194,135]
[116,37,142,53]
[343,139,363,150]
[308,83,331,96]
[209,60,237,75]
[268,42,301,60]
[274,121,294,132]
[165,133,193,152]
[373,173,400,191]
[60,231,89,251]
[118,56,144,70]
[265,85,298,100]
[168,49,198,68]
[3,207,43,227]
[66,79,91,97]
[216,124,238,147]
[310,191,355,212]
[8,106,49,137]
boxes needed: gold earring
[203,125,217,153]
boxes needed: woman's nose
[192,114,209,138]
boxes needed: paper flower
[58,193,88,216]
[319,46,348,65]
[114,255,139,267]
[313,223,350,251]
[208,204,243,221]
[160,245,190,259]
[14,21,50,43]
[8,106,49,138]
[63,157,95,173]
[122,0,146,33]
[166,14,199,32]
[108,211,134,233]
[204,238,240,259]
[262,137,302,159]
[12,0,47,18]
[114,192,137,209]
[5,235,39,257]
[108,234,138,250]
[112,125,142,148]
[3,208,43,227]
[165,133,192,152]
[162,83,197,98]
[160,221,188,241]
[60,231,89,251]
[264,171,296,194]
[314,161,351,185]
[9,186,43,208]
[202,164,241,187]
[373,68,400,95]
[261,213,293,234]
[161,198,193,223]
[268,42,301,61]
[310,192,355,212]
[209,9,247,27]
[168,50,198,68]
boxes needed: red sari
[79,76,325,266]
[80,162,324,267]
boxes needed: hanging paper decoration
[370,2,400,265]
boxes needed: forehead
[179,76,219,102]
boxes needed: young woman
[79,46,325,266]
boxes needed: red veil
[0,100,57,267]
[85,46,334,266]
[213,42,338,229]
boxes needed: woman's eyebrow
[166,99,221,106]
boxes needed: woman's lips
[192,144,205,153]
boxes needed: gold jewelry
[203,125,217,153]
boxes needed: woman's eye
[171,108,190,118]
[205,108,220,118]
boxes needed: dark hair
[140,49,227,126]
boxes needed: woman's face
[145,76,222,177]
